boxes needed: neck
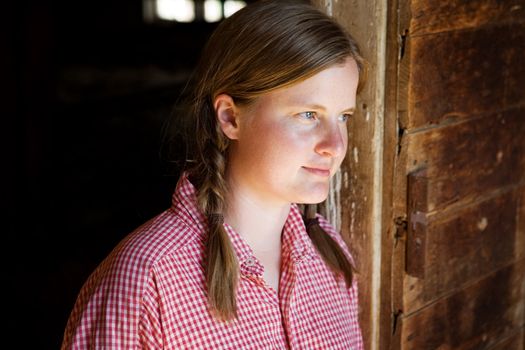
[224,177,290,253]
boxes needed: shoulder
[62,209,203,347]
[97,208,203,285]
[123,208,201,263]
[77,208,202,304]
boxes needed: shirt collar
[171,172,208,235]
[171,174,316,275]
[282,204,316,262]
[224,204,316,276]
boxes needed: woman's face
[226,57,359,206]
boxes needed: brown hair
[184,0,364,320]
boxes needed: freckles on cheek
[248,115,310,161]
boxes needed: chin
[296,189,329,205]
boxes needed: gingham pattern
[62,174,363,349]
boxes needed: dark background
[2,0,253,347]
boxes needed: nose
[314,120,347,158]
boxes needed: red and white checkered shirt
[62,174,363,349]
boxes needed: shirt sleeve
[139,269,165,349]
[61,252,163,349]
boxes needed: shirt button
[245,257,256,267]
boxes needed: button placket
[240,256,281,306]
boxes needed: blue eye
[339,113,353,122]
[298,111,317,120]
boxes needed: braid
[304,204,354,287]
[192,98,239,321]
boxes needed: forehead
[256,58,359,110]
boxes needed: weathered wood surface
[405,107,525,212]
[382,0,405,348]
[518,187,525,260]
[407,24,525,129]
[403,189,521,314]
[401,260,525,350]
[487,328,524,350]
[395,1,525,349]
[409,0,525,36]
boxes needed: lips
[302,166,331,177]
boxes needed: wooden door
[391,1,525,349]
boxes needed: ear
[214,94,240,140]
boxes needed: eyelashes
[297,111,353,122]
[339,113,353,122]
[298,111,317,120]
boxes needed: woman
[62,0,365,348]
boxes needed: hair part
[185,0,363,321]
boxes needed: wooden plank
[409,0,525,36]
[404,190,520,314]
[406,107,525,212]
[518,186,525,260]
[390,2,413,349]
[488,328,524,350]
[378,0,403,347]
[407,24,525,128]
[401,260,525,350]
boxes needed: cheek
[254,119,308,152]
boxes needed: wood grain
[488,328,524,350]
[409,0,525,36]
[404,190,520,314]
[401,260,525,350]
[407,24,525,129]
[517,186,525,260]
[406,107,525,212]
